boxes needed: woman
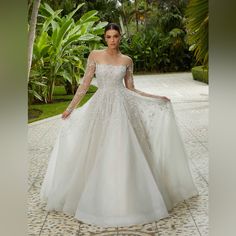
[40,23,198,227]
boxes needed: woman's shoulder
[121,54,133,65]
[90,49,104,56]
[91,49,104,53]
[88,49,104,60]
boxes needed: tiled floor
[28,72,209,235]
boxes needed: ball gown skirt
[40,63,199,227]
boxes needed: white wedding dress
[40,55,198,227]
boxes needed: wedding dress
[40,55,199,227]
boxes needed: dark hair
[104,23,121,35]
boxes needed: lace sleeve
[66,54,96,113]
[124,61,135,90]
[124,60,163,99]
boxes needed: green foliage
[29,2,107,104]
[28,85,97,123]
[42,0,120,23]
[29,0,199,107]
[120,0,193,72]
[185,0,208,65]
[83,0,120,23]
[191,65,208,84]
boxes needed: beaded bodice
[95,64,127,90]
[66,58,134,113]
[65,51,168,114]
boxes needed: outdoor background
[28,0,208,123]
[1,1,236,236]
[0,0,236,236]
[26,3,210,234]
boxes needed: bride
[40,23,198,227]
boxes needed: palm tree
[185,0,208,65]
[28,0,41,81]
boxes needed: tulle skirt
[40,87,198,227]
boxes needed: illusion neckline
[95,63,128,68]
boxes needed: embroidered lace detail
[124,62,135,90]
[124,61,154,98]
[124,61,171,108]
[64,57,170,140]
[66,58,96,113]
[61,62,171,167]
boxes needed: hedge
[191,66,208,84]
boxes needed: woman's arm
[62,51,96,119]
[124,58,171,101]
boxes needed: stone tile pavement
[28,72,209,235]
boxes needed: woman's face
[104,29,121,49]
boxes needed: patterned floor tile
[28,209,48,235]
[196,224,209,236]
[155,216,177,236]
[192,176,208,196]
[192,212,208,227]
[40,211,80,236]
[118,231,155,236]
[156,215,200,236]
[79,223,117,235]
[28,153,49,189]
[117,222,158,236]
[28,73,209,235]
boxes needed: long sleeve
[66,55,96,113]
[124,61,136,91]
[124,60,161,98]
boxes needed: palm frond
[185,0,208,65]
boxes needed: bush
[191,66,208,84]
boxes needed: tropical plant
[120,0,193,72]
[40,0,121,23]
[185,0,208,65]
[30,3,107,103]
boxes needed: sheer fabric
[66,57,96,113]
[124,61,165,99]
[40,52,199,227]
[66,54,159,114]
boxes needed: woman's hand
[150,94,171,102]
[160,96,171,102]
[61,110,71,120]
